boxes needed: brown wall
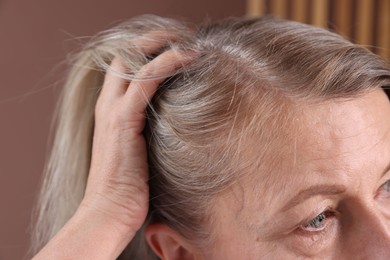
[0,1,245,259]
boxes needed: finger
[99,31,179,101]
[133,30,179,55]
[100,57,129,100]
[124,49,195,115]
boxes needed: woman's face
[208,89,390,259]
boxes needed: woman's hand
[33,35,195,259]
[83,45,192,237]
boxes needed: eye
[381,179,390,192]
[300,210,334,232]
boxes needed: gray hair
[31,15,390,259]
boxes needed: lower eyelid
[289,220,339,257]
[290,220,336,254]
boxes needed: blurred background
[248,0,390,60]
[0,0,388,259]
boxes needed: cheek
[207,194,284,259]
[206,225,301,260]
[205,222,269,259]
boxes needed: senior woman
[32,15,390,259]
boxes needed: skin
[208,89,390,259]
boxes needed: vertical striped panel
[247,0,265,16]
[334,0,352,38]
[378,0,390,60]
[271,0,288,18]
[355,0,374,48]
[246,0,389,60]
[312,0,329,28]
[292,0,308,23]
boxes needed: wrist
[75,198,139,243]
[78,193,145,236]
[33,203,137,260]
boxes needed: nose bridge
[348,202,390,258]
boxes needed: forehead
[225,89,390,217]
[296,90,390,172]
[264,89,390,170]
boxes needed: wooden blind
[247,0,390,61]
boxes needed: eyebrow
[280,184,346,212]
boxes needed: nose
[344,203,390,259]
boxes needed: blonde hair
[31,15,390,259]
